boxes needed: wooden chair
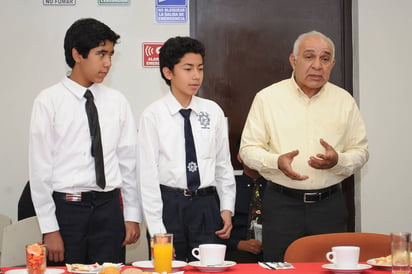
[284,232,391,263]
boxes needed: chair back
[284,232,391,263]
[0,214,12,259]
[17,181,36,221]
[0,216,42,267]
[125,221,149,263]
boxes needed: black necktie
[179,109,200,191]
[84,89,106,189]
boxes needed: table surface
[184,262,390,273]
[1,262,393,274]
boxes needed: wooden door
[190,0,355,231]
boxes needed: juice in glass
[153,233,173,273]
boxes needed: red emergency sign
[142,42,163,68]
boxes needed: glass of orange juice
[26,243,46,274]
[153,233,173,273]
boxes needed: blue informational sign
[155,0,187,24]
[157,0,186,5]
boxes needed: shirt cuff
[37,214,60,234]
[146,222,167,237]
[328,152,347,175]
[124,206,143,223]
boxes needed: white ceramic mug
[191,244,226,266]
[326,246,360,269]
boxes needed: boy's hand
[215,210,232,239]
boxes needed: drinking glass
[153,233,173,273]
[391,232,410,274]
[26,243,46,274]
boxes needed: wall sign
[98,0,129,5]
[43,0,76,5]
[142,42,163,68]
[155,0,187,24]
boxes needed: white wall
[354,0,412,233]
[1,1,411,235]
[0,1,189,220]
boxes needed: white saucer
[322,263,372,274]
[131,260,187,272]
[188,261,236,272]
[6,269,65,274]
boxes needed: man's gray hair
[292,30,335,60]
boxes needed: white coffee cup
[192,244,226,266]
[326,246,360,269]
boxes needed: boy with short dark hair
[138,36,236,261]
[29,18,141,264]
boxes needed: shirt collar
[290,73,328,99]
[165,92,201,116]
[61,76,98,100]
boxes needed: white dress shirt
[240,76,369,190]
[138,92,236,235]
[29,76,142,233]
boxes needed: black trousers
[160,188,224,262]
[51,189,125,264]
[262,183,347,261]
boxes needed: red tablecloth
[1,263,391,274]
[183,262,390,274]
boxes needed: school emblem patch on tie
[187,161,198,173]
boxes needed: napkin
[258,262,294,270]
